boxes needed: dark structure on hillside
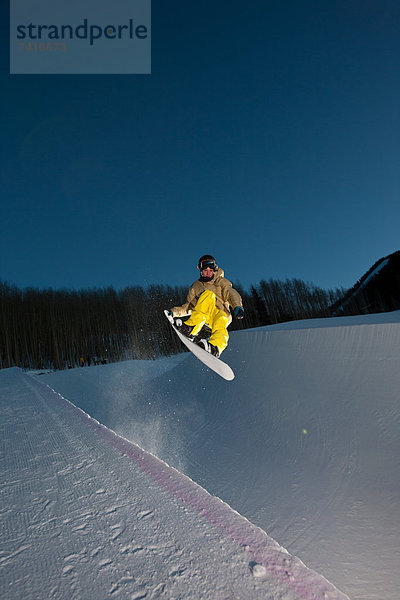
[331,250,400,316]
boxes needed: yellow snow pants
[184,290,230,353]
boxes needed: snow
[1,369,345,600]
[2,311,400,599]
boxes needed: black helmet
[197,255,217,272]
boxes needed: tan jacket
[172,268,243,324]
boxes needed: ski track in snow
[2,311,400,599]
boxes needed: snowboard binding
[174,318,212,346]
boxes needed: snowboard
[164,310,235,381]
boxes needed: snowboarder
[167,255,244,357]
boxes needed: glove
[233,306,244,319]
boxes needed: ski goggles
[199,259,216,271]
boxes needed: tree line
[0,278,345,371]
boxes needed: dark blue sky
[1,1,399,293]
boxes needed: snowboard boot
[174,318,195,341]
[192,324,212,345]
[198,339,220,358]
